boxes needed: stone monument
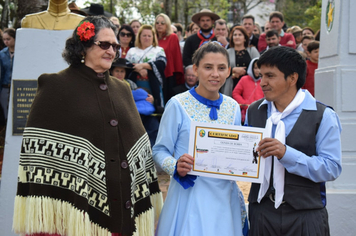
[21,0,84,30]
[316,0,356,234]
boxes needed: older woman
[118,24,135,58]
[221,26,259,97]
[13,16,162,236]
[126,24,166,113]
[155,13,184,103]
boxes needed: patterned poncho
[13,64,163,236]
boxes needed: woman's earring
[81,55,85,63]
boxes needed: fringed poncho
[13,64,163,236]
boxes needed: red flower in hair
[77,21,95,41]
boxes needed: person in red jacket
[257,11,296,52]
[232,57,264,124]
[302,41,319,96]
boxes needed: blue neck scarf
[189,88,223,120]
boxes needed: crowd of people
[3,2,342,236]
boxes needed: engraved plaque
[12,79,37,135]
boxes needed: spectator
[130,19,141,36]
[183,9,220,67]
[242,14,259,48]
[301,35,314,53]
[110,58,137,90]
[232,58,263,124]
[246,46,341,236]
[153,42,248,236]
[126,25,166,113]
[174,23,184,42]
[171,24,177,34]
[155,13,184,103]
[289,26,303,51]
[302,27,315,37]
[257,11,296,52]
[264,21,272,32]
[172,65,198,96]
[214,19,230,47]
[260,30,281,54]
[221,26,259,96]
[253,22,262,38]
[0,28,16,122]
[109,16,120,29]
[181,22,200,54]
[117,24,135,58]
[302,41,319,96]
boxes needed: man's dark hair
[215,19,227,26]
[301,35,314,43]
[257,46,306,90]
[307,41,319,53]
[266,29,279,38]
[242,14,255,24]
[269,11,284,22]
[174,23,183,33]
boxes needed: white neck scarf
[258,89,305,208]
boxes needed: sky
[75,0,87,8]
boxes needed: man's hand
[256,138,286,160]
[138,69,148,78]
[216,35,228,47]
[232,67,246,78]
[177,154,194,177]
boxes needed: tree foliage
[280,0,321,30]
[304,0,322,32]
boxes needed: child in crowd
[110,58,138,90]
[232,58,264,124]
[110,58,159,146]
[302,41,319,96]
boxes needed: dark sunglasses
[156,21,166,25]
[120,32,133,37]
[94,41,120,51]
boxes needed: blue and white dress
[152,89,248,236]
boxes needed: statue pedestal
[315,0,356,234]
[0,29,72,236]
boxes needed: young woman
[153,42,248,236]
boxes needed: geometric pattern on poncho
[18,127,110,215]
[127,133,157,218]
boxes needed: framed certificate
[188,121,268,183]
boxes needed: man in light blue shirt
[245,46,342,236]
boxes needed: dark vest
[247,98,327,210]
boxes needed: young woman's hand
[177,154,194,177]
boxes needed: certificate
[188,121,268,183]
